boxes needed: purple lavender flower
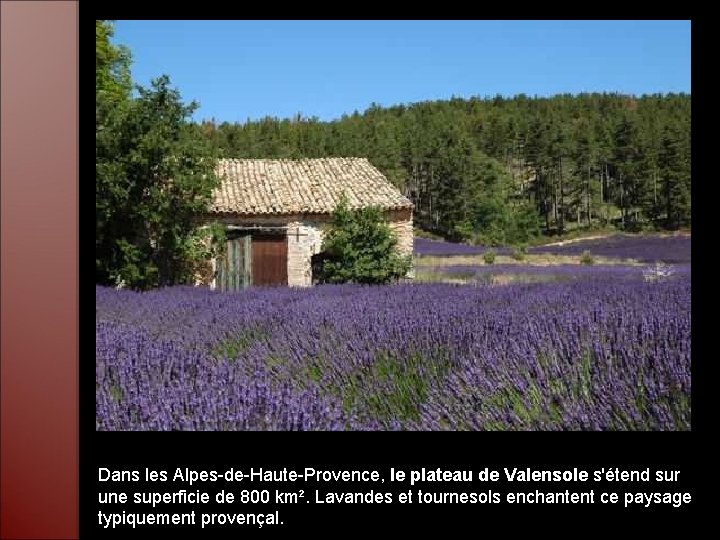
[97,273,690,431]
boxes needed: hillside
[194,93,691,244]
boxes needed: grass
[474,351,595,429]
[414,253,643,268]
[344,351,450,423]
[413,228,446,241]
[213,327,268,361]
[298,350,451,424]
[580,250,595,265]
[248,345,452,425]
[109,383,123,402]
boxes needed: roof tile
[209,157,413,215]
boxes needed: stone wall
[192,226,217,287]
[287,217,327,286]
[206,213,328,288]
[387,208,414,258]
[201,209,413,287]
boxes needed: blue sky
[113,20,691,123]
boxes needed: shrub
[483,250,497,264]
[580,250,594,265]
[511,248,526,261]
[318,197,412,284]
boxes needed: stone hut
[200,157,413,289]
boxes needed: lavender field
[414,238,512,256]
[416,263,691,285]
[415,233,691,263]
[97,272,691,431]
[528,234,691,263]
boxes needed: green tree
[430,127,480,240]
[613,113,645,227]
[318,198,411,284]
[658,123,691,229]
[96,20,131,126]
[196,92,690,239]
[460,153,539,245]
[97,73,221,288]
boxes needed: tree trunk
[652,168,658,225]
[665,176,672,229]
[586,163,592,227]
[545,174,549,233]
[558,159,565,234]
[620,172,626,227]
[550,169,558,225]
[428,165,433,230]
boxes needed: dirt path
[539,234,616,247]
[414,254,643,267]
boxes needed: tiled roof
[209,158,413,215]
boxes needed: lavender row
[97,277,690,431]
[528,234,691,263]
[414,238,513,256]
[416,263,691,283]
[414,234,691,263]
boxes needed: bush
[483,250,497,264]
[511,247,526,261]
[318,197,412,284]
[580,250,594,265]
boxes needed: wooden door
[216,234,251,291]
[251,235,288,286]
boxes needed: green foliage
[413,228,445,240]
[109,383,124,402]
[483,250,497,264]
[318,197,412,284]
[452,149,540,246]
[213,326,266,361]
[96,20,132,125]
[511,247,526,261]
[658,123,691,229]
[580,250,595,265]
[340,351,451,423]
[96,22,221,290]
[195,93,690,239]
[98,21,690,266]
[184,222,227,284]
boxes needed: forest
[97,19,690,288]
[192,92,690,245]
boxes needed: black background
[85,432,703,536]
[86,12,706,537]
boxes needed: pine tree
[658,123,691,229]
